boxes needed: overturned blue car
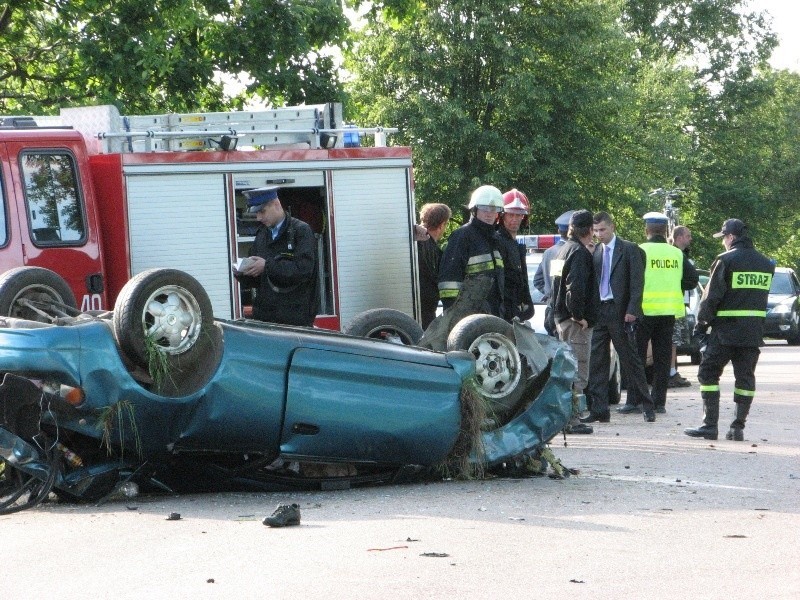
[0,268,573,513]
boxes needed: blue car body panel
[0,314,574,500]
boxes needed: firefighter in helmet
[437,184,506,319]
[498,189,534,322]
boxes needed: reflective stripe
[733,387,756,397]
[438,281,462,300]
[466,260,501,274]
[550,258,565,279]
[467,253,494,265]
[700,384,720,392]
[464,250,503,274]
[717,309,766,317]
[731,271,772,290]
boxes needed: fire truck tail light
[60,384,86,406]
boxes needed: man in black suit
[582,211,656,423]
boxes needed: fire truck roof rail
[0,103,397,153]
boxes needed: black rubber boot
[726,397,752,441]
[684,392,720,440]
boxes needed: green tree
[692,70,800,270]
[346,0,643,231]
[0,0,348,114]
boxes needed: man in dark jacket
[550,209,599,434]
[417,203,452,329]
[235,186,318,326]
[685,219,775,441]
[498,189,534,323]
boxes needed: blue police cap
[555,210,576,232]
[244,186,280,212]
[643,211,669,224]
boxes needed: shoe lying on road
[668,373,691,388]
[263,503,301,527]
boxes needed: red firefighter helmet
[502,189,530,215]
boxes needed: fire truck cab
[0,104,420,332]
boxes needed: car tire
[786,311,800,346]
[343,308,424,345]
[113,269,221,395]
[446,314,525,419]
[0,266,77,321]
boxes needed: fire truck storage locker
[116,154,419,329]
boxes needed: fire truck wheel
[113,268,216,373]
[0,267,77,321]
[343,308,424,345]
[446,314,526,419]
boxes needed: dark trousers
[698,332,760,393]
[589,302,653,414]
[630,315,675,408]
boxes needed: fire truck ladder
[2,103,397,153]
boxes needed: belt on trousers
[600,299,615,305]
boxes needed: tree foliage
[345,0,798,270]
[346,0,641,229]
[0,0,348,113]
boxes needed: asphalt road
[3,342,798,599]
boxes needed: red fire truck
[0,103,422,335]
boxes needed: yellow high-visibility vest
[640,242,685,317]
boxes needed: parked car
[676,274,706,365]
[0,267,574,513]
[765,267,800,345]
[524,249,621,404]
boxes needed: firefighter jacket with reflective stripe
[438,217,505,317]
[498,227,534,322]
[640,238,691,317]
[551,237,599,326]
[698,237,774,347]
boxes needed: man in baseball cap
[712,218,747,238]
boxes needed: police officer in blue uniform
[234,186,318,326]
[684,219,775,441]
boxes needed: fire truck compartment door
[125,173,233,318]
[331,168,417,326]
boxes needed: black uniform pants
[698,331,760,395]
[588,301,652,414]
[631,315,674,409]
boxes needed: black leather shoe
[617,404,641,414]
[565,423,594,434]
[643,410,656,422]
[684,425,718,440]
[580,412,610,423]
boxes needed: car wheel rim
[468,332,521,399]
[142,285,203,355]
[9,285,65,320]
